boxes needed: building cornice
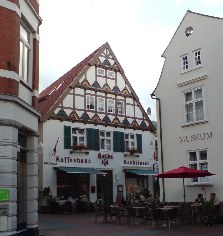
[0,118,39,137]
[177,75,208,87]
[26,0,42,24]
[0,69,20,82]
[0,94,40,117]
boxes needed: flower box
[70,145,89,154]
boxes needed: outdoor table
[158,206,179,229]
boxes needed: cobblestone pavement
[39,212,223,236]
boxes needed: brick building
[0,0,41,235]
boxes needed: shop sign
[179,132,212,143]
[98,153,113,166]
[0,189,10,201]
[55,156,91,164]
[123,160,150,166]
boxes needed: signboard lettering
[179,132,213,143]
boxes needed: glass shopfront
[57,170,89,199]
[125,171,148,201]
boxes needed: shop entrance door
[97,170,113,205]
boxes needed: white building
[38,43,157,206]
[153,10,223,204]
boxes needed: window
[72,128,85,146]
[125,133,136,152]
[117,101,124,115]
[107,70,115,79]
[97,68,105,76]
[194,50,201,66]
[107,99,115,113]
[181,54,188,71]
[100,131,112,151]
[86,95,95,110]
[97,97,105,112]
[188,150,209,184]
[184,87,204,123]
[19,24,30,81]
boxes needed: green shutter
[86,128,99,151]
[113,131,125,152]
[136,134,142,154]
[64,125,71,149]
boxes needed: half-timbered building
[38,42,157,205]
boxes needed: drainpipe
[151,93,165,202]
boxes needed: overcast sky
[39,0,223,121]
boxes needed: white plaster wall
[19,84,32,105]
[19,0,39,31]
[42,120,155,201]
[63,94,73,108]
[116,72,125,90]
[86,66,95,85]
[0,101,38,131]
[75,97,85,114]
[155,12,223,202]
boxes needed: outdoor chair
[116,206,128,224]
[179,204,191,224]
[94,205,106,223]
[105,205,118,223]
[165,207,179,229]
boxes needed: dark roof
[38,44,103,115]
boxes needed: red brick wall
[0,7,20,73]
[8,0,20,8]
[32,38,39,91]
[0,5,20,96]
[32,38,39,108]
[0,77,19,95]
[29,0,39,14]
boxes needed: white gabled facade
[39,43,157,205]
[153,10,223,203]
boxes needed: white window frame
[181,54,189,71]
[125,133,136,152]
[100,131,112,151]
[107,99,115,113]
[86,95,95,110]
[117,100,125,115]
[97,97,105,112]
[97,68,105,76]
[188,149,209,184]
[72,128,85,146]
[184,86,205,124]
[194,49,202,67]
[19,24,31,82]
[107,70,115,79]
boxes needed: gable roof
[162,10,223,58]
[152,10,223,95]
[38,42,156,133]
[38,44,102,116]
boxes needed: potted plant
[127,148,138,155]
[70,144,89,154]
